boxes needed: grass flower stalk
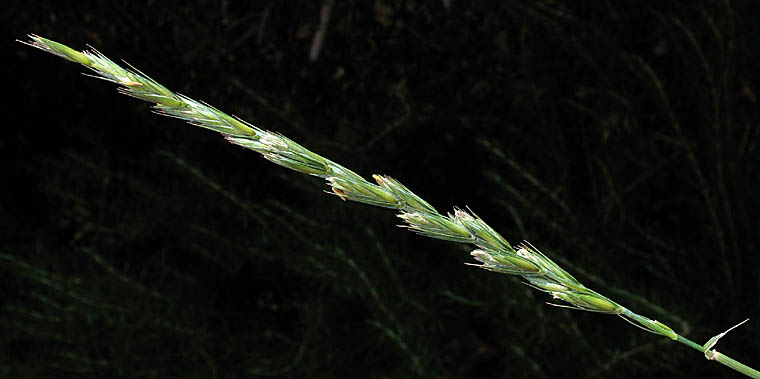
[21,35,759,378]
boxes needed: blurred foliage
[2,0,759,378]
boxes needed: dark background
[2,1,759,378]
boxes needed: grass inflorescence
[20,34,759,378]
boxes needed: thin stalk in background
[20,35,759,378]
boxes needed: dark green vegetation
[3,1,759,378]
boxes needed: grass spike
[21,35,760,378]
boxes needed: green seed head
[503,255,541,273]
[577,294,620,313]
[650,319,678,340]
[43,38,91,65]
[438,217,471,239]
[366,184,400,205]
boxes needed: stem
[675,335,703,351]
[676,335,760,378]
